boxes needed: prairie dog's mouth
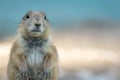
[29,25,45,33]
[31,29,41,32]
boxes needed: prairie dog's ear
[43,12,46,17]
[40,11,45,15]
[27,10,32,14]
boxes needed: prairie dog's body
[7,11,58,80]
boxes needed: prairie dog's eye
[23,14,30,20]
[44,15,47,20]
[44,15,49,21]
[25,14,29,19]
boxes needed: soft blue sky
[0,0,120,38]
[0,0,120,22]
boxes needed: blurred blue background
[0,0,120,38]
[0,0,120,21]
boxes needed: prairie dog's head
[19,11,51,38]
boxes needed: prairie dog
[7,11,58,80]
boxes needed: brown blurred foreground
[0,28,120,80]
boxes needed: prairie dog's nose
[34,23,41,27]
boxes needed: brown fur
[7,11,58,80]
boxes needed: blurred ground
[0,21,120,80]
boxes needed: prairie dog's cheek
[40,26,45,32]
[27,22,34,32]
[28,26,34,32]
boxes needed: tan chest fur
[19,36,50,69]
[25,47,44,68]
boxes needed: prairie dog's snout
[34,23,41,27]
[29,12,45,32]
[32,22,43,32]
[34,22,42,30]
[32,15,43,31]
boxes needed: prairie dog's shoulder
[10,41,19,53]
[50,44,57,53]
